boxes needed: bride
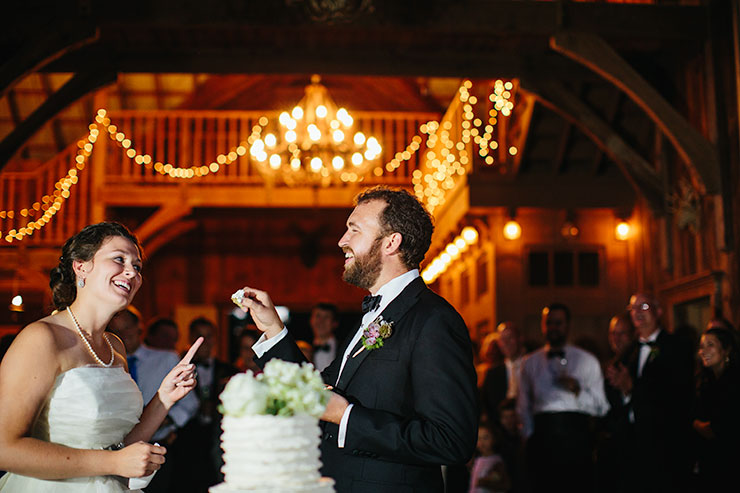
[0,222,202,492]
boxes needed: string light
[421,225,479,284]
[0,119,97,242]
[2,80,518,242]
[412,79,517,214]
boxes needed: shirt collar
[639,328,661,344]
[372,269,419,314]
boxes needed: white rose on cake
[219,370,269,416]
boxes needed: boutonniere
[352,316,394,358]
[648,346,660,363]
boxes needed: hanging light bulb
[503,220,521,240]
[9,294,24,312]
[615,221,630,241]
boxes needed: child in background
[469,422,510,493]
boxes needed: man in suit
[616,293,694,492]
[240,186,478,493]
[310,302,340,372]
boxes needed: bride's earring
[77,278,85,288]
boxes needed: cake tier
[219,414,331,491]
[210,477,335,493]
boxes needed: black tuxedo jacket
[256,277,478,493]
[622,329,694,486]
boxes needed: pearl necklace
[66,306,115,367]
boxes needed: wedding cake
[209,359,335,493]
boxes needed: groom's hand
[234,286,284,339]
[321,392,349,424]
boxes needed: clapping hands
[605,362,633,395]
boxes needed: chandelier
[250,75,382,187]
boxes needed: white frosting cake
[209,358,334,493]
[211,414,334,493]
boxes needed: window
[527,247,601,287]
[528,251,549,286]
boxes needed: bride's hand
[234,286,283,338]
[157,337,203,409]
[113,441,166,478]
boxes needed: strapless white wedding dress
[0,366,144,492]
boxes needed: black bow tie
[362,295,382,314]
[313,343,331,352]
[547,349,566,359]
[639,340,657,348]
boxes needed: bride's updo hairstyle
[50,222,142,310]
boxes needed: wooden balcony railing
[1,109,440,247]
[104,110,437,186]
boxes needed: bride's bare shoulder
[12,312,74,354]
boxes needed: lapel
[335,277,426,391]
[624,340,641,379]
[640,330,666,377]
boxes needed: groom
[240,186,478,493]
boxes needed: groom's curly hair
[356,186,434,270]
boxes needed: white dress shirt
[637,328,661,377]
[312,336,337,372]
[131,344,199,440]
[253,269,420,448]
[517,344,610,438]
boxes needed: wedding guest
[468,423,510,493]
[481,322,524,421]
[310,302,340,371]
[476,331,502,388]
[495,398,524,493]
[107,308,200,493]
[599,312,636,493]
[239,186,477,493]
[620,293,695,492]
[172,317,238,492]
[693,325,740,492]
[233,326,261,373]
[0,222,201,492]
[517,303,609,493]
[144,317,180,351]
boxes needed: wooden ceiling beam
[0,70,117,169]
[5,89,30,160]
[40,74,66,153]
[468,174,636,210]
[590,88,623,176]
[0,21,98,99]
[550,30,720,195]
[136,203,193,244]
[521,80,664,214]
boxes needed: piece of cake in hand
[210,360,335,493]
[231,289,246,307]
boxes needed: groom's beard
[343,237,383,290]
